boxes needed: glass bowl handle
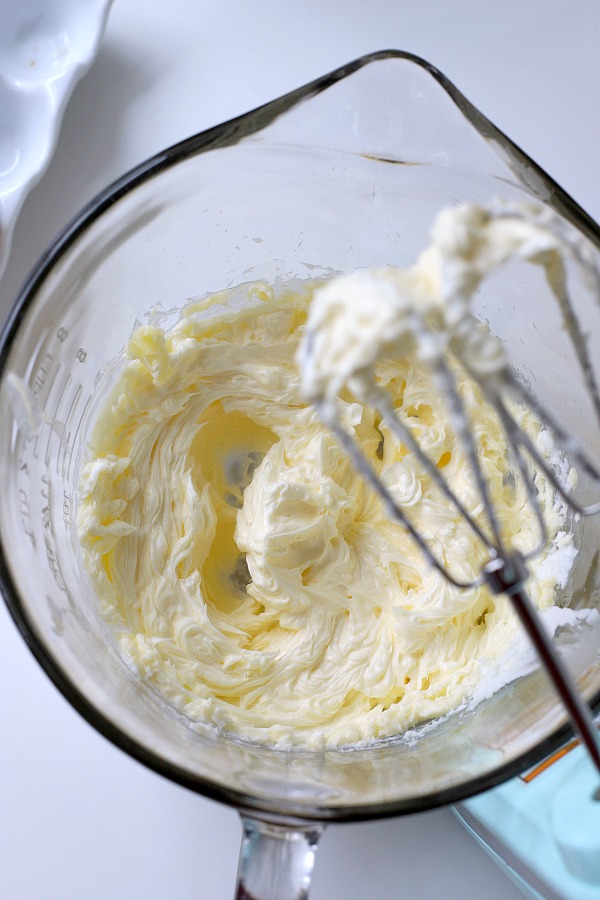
[235,815,324,900]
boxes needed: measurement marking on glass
[45,363,64,466]
[30,353,60,462]
[61,431,72,480]
[64,391,91,481]
[60,381,83,478]
[31,351,59,400]
[63,379,81,431]
[53,373,75,475]
[45,429,53,467]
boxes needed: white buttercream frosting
[77,204,578,749]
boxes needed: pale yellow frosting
[77,272,571,749]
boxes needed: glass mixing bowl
[2,51,600,899]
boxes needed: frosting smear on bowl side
[77,203,577,749]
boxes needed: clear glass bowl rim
[1,48,599,822]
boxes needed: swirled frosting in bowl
[77,205,575,749]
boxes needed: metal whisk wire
[317,353,600,774]
[308,204,600,776]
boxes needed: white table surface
[2,2,600,898]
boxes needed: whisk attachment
[483,553,600,775]
[301,199,600,776]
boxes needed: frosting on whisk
[299,201,572,403]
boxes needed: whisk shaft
[485,556,600,773]
[514,590,600,771]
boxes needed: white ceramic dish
[0,0,112,277]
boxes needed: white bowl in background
[0,0,112,277]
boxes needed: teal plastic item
[454,743,600,900]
